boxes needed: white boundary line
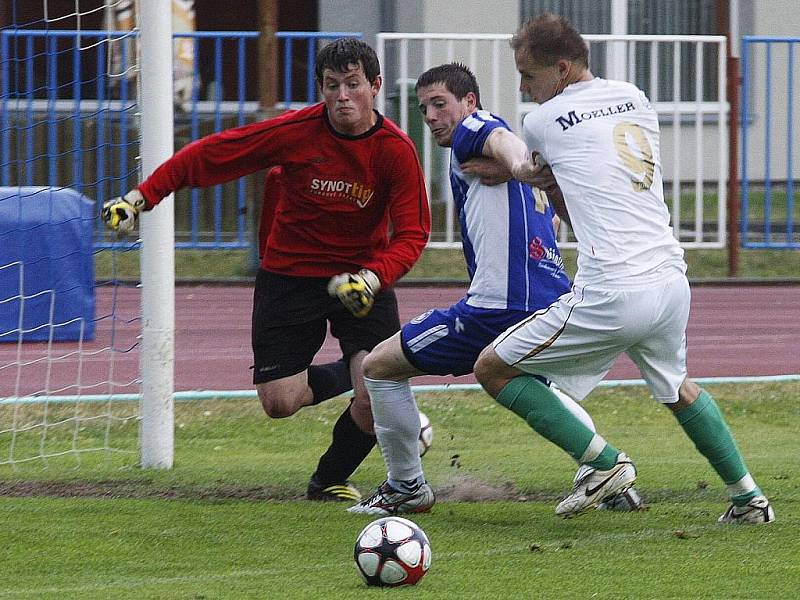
[1,374,798,405]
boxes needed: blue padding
[0,187,96,342]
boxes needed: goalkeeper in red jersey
[102,38,431,502]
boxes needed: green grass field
[0,382,797,598]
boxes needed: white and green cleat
[557,453,637,517]
[718,495,775,524]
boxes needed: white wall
[417,0,520,122]
[318,0,383,46]
[318,0,426,46]
[418,0,519,35]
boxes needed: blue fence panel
[0,28,140,248]
[276,31,362,109]
[0,29,361,251]
[741,36,800,249]
[169,31,259,249]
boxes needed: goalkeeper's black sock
[307,359,352,405]
[310,405,376,485]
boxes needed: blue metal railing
[174,30,260,249]
[741,36,799,248]
[0,29,138,198]
[1,29,361,250]
[276,31,361,108]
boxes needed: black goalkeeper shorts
[251,269,400,384]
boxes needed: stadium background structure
[2,0,798,471]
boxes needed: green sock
[673,390,758,500]
[496,376,619,469]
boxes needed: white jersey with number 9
[522,77,686,288]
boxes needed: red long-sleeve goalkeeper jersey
[138,102,430,287]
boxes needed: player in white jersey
[473,14,773,523]
[348,63,642,516]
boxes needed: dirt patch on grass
[0,476,551,503]
[0,480,291,501]
[435,474,553,503]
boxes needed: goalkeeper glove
[327,269,381,318]
[101,189,146,234]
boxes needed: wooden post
[257,0,278,112]
[249,1,280,275]
[718,0,740,276]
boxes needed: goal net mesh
[0,1,142,469]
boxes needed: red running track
[1,285,798,397]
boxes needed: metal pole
[727,55,740,276]
[609,0,628,80]
[139,0,175,468]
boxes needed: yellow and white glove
[101,189,146,234]
[327,269,381,318]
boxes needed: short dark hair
[511,13,589,68]
[415,62,482,109]
[315,38,381,88]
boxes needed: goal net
[0,1,146,470]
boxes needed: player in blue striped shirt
[348,63,641,515]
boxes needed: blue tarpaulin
[0,187,96,342]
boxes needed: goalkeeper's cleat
[556,452,637,517]
[347,480,435,516]
[306,479,362,502]
[718,495,775,524]
[101,189,146,234]
[327,269,380,318]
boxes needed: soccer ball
[354,516,432,587]
[418,411,433,457]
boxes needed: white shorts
[493,272,690,403]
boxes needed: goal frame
[139,0,175,468]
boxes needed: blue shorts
[399,298,534,376]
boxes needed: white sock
[364,377,424,487]
[551,385,596,432]
[552,385,602,477]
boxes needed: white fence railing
[376,33,728,249]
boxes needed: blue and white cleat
[347,480,435,516]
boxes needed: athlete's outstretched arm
[140,121,280,208]
[460,157,512,186]
[481,128,530,175]
[482,129,558,192]
[481,128,570,225]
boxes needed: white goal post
[0,1,174,470]
[139,0,176,469]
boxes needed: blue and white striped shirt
[449,110,570,310]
